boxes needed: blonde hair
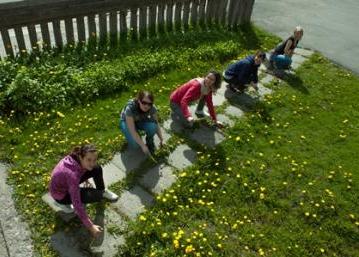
[294,26,303,34]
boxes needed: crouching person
[119,91,163,155]
[49,144,119,237]
[224,50,266,93]
[170,71,223,128]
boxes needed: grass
[0,25,358,257]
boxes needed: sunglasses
[140,99,153,106]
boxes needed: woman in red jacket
[170,71,223,128]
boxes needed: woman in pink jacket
[170,71,223,128]
[49,144,118,237]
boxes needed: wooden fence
[0,0,255,58]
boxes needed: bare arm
[284,39,294,56]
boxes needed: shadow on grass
[282,73,309,94]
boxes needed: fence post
[166,1,174,32]
[109,11,118,46]
[182,1,190,30]
[174,2,182,32]
[0,29,14,58]
[14,27,26,55]
[130,8,138,40]
[242,0,255,23]
[119,10,128,41]
[139,7,148,39]
[40,22,51,49]
[76,16,86,46]
[27,24,40,51]
[148,5,157,36]
[190,0,199,28]
[198,0,206,27]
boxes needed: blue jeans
[119,120,157,148]
[271,54,292,70]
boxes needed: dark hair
[70,144,97,163]
[255,50,266,61]
[207,70,222,90]
[135,91,154,103]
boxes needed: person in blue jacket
[224,51,266,93]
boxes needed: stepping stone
[0,163,34,257]
[212,92,227,106]
[294,48,314,58]
[51,208,126,257]
[168,144,196,170]
[216,82,228,96]
[261,74,275,85]
[225,105,244,118]
[113,186,154,220]
[189,125,225,148]
[0,232,7,257]
[42,193,77,222]
[291,54,307,69]
[163,118,184,134]
[103,162,127,186]
[257,83,273,98]
[139,164,176,194]
[111,148,147,173]
[216,114,235,127]
[154,127,171,146]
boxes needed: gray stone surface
[0,223,9,257]
[139,164,176,194]
[294,48,314,58]
[154,126,171,147]
[253,0,359,75]
[111,148,147,173]
[216,114,235,127]
[51,208,126,257]
[103,162,126,187]
[168,144,197,170]
[163,118,184,134]
[189,125,225,148]
[291,54,307,69]
[257,83,273,97]
[261,74,275,85]
[42,193,76,222]
[212,92,227,106]
[225,105,244,118]
[113,186,154,220]
[0,163,34,257]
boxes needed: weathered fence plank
[166,2,173,32]
[230,0,242,27]
[27,24,39,50]
[119,9,128,40]
[174,1,182,31]
[14,27,26,53]
[243,0,255,23]
[198,0,206,26]
[190,0,199,27]
[0,29,14,57]
[217,0,228,26]
[109,11,118,45]
[148,5,157,35]
[40,22,51,48]
[88,14,97,43]
[99,12,107,44]
[76,16,86,44]
[157,4,165,33]
[130,8,138,39]
[139,7,147,39]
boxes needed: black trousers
[224,76,247,91]
[56,165,105,205]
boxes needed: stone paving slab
[212,92,227,106]
[42,193,77,222]
[189,125,225,148]
[154,126,171,147]
[225,105,244,118]
[0,231,7,257]
[51,208,126,257]
[139,164,177,194]
[0,163,34,257]
[111,148,147,173]
[103,162,127,187]
[261,74,276,85]
[291,54,307,69]
[163,118,184,134]
[113,186,154,220]
[294,48,314,58]
[216,114,235,127]
[257,83,273,97]
[168,144,197,170]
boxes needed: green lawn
[0,25,358,257]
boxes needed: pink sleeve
[180,81,200,118]
[205,93,217,121]
[67,176,93,228]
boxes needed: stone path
[0,163,34,257]
[0,48,314,257]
